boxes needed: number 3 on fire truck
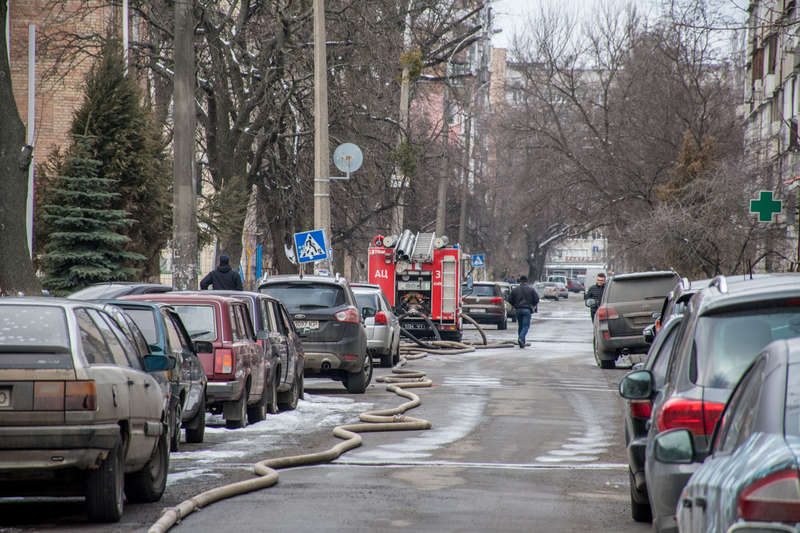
[374,269,389,280]
[434,270,441,280]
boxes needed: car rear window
[785,362,800,436]
[607,276,678,302]
[261,283,346,311]
[0,305,70,348]
[694,306,800,389]
[171,305,218,341]
[67,284,127,299]
[124,307,159,345]
[354,292,380,312]
[463,284,496,297]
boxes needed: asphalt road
[0,294,650,533]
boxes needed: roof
[350,283,381,290]
[120,293,244,305]
[699,274,800,315]
[259,274,349,286]
[610,271,679,281]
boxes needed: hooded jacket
[200,258,243,290]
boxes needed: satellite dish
[333,143,363,174]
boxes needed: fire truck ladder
[410,232,436,263]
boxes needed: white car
[351,284,401,367]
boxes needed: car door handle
[681,498,692,509]
[694,497,706,510]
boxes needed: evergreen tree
[70,38,171,280]
[42,136,144,294]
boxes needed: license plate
[294,320,319,331]
[0,387,10,408]
[404,322,427,330]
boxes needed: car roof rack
[708,275,728,294]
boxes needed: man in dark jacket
[584,272,606,321]
[200,254,243,291]
[509,276,539,349]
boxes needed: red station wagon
[123,293,269,429]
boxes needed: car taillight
[596,306,618,320]
[657,398,724,435]
[490,297,503,304]
[334,307,360,323]
[34,381,65,410]
[738,468,800,522]
[214,349,234,374]
[630,400,651,419]
[65,381,97,411]
[374,311,388,325]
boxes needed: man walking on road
[584,272,606,321]
[509,276,539,348]
[200,254,243,290]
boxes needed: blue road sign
[472,254,485,268]
[294,230,328,264]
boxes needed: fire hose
[148,314,515,533]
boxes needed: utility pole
[435,66,450,237]
[313,0,330,237]
[172,0,198,289]
[391,0,414,235]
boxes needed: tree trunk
[0,0,41,295]
[268,217,298,274]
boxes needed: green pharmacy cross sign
[750,191,782,222]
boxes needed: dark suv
[259,275,371,393]
[461,281,507,329]
[591,270,680,368]
[620,273,800,533]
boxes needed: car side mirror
[144,354,174,372]
[361,307,376,319]
[585,298,596,308]
[651,311,662,320]
[643,324,655,344]
[619,370,654,400]
[194,340,213,354]
[653,429,696,464]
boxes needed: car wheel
[267,373,280,414]
[391,340,400,366]
[169,401,182,452]
[297,371,304,400]
[125,429,168,503]
[185,391,206,444]
[498,315,507,330]
[380,349,393,368]
[600,358,616,369]
[629,470,652,523]
[345,353,372,394]
[247,375,270,424]
[225,389,248,429]
[278,372,300,410]
[86,440,124,523]
[593,337,616,369]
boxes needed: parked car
[0,298,172,522]
[123,293,269,429]
[351,283,401,368]
[259,274,372,393]
[591,270,680,369]
[108,300,208,449]
[196,290,304,411]
[650,337,800,533]
[67,282,172,300]
[566,278,585,293]
[547,275,568,286]
[461,281,508,329]
[496,281,517,322]
[620,313,687,523]
[620,273,800,533]
[554,281,569,299]
[534,281,559,301]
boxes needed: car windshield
[0,306,74,369]
[123,308,159,345]
[463,284,495,297]
[261,283,346,312]
[171,305,218,341]
[67,284,127,299]
[607,276,678,302]
[785,362,800,436]
[354,292,380,312]
[694,306,800,389]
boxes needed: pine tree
[42,136,144,294]
[70,38,171,280]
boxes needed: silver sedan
[352,284,401,368]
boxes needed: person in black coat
[509,276,540,349]
[584,272,606,321]
[200,254,243,291]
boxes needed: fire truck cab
[368,230,462,341]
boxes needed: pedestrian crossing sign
[472,254,485,268]
[294,230,328,264]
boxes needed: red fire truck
[368,230,462,341]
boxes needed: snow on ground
[167,393,373,486]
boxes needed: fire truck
[368,230,463,341]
